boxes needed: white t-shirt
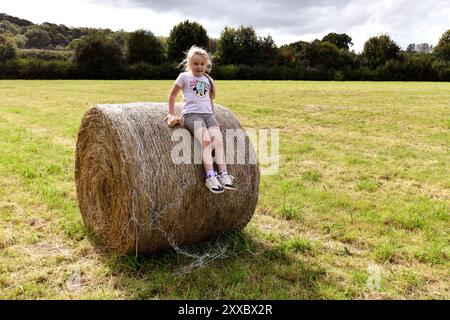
[175,72,213,115]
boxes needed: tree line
[0,13,449,81]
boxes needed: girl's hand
[165,114,182,127]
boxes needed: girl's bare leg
[207,126,226,172]
[194,127,214,172]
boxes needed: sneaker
[218,173,236,190]
[205,175,224,194]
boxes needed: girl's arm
[168,84,181,115]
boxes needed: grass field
[0,80,449,299]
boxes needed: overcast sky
[2,0,449,52]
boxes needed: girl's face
[190,54,207,77]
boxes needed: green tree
[111,30,129,52]
[0,13,33,27]
[322,32,353,50]
[52,33,69,47]
[216,27,237,65]
[167,20,208,62]
[303,40,353,69]
[208,37,219,54]
[74,32,124,78]
[157,36,168,47]
[0,20,20,35]
[259,34,278,64]
[362,34,401,68]
[216,26,261,65]
[127,29,165,64]
[235,26,260,65]
[0,34,17,62]
[434,29,450,61]
[279,45,297,66]
[25,27,51,49]
[13,34,27,48]
[68,38,81,50]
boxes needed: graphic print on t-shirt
[190,79,209,97]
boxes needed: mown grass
[0,80,449,299]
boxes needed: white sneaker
[218,173,236,190]
[205,175,224,194]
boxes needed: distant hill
[0,13,113,49]
[0,13,33,27]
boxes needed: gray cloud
[86,0,450,50]
[89,0,361,32]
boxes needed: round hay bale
[75,102,259,255]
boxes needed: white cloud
[1,0,180,35]
[1,0,449,52]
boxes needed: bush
[17,48,73,61]
[434,62,450,81]
[125,63,178,80]
[0,58,74,79]
[235,64,256,79]
[378,54,438,81]
[212,64,237,80]
[125,62,155,79]
[0,59,20,78]
[344,66,377,81]
[301,67,335,80]
[17,58,74,79]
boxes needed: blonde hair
[179,45,215,100]
[179,45,213,73]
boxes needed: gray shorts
[182,113,219,135]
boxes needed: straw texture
[75,102,259,254]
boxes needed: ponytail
[205,73,215,101]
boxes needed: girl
[167,45,236,194]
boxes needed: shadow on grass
[92,229,332,299]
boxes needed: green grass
[0,80,449,299]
